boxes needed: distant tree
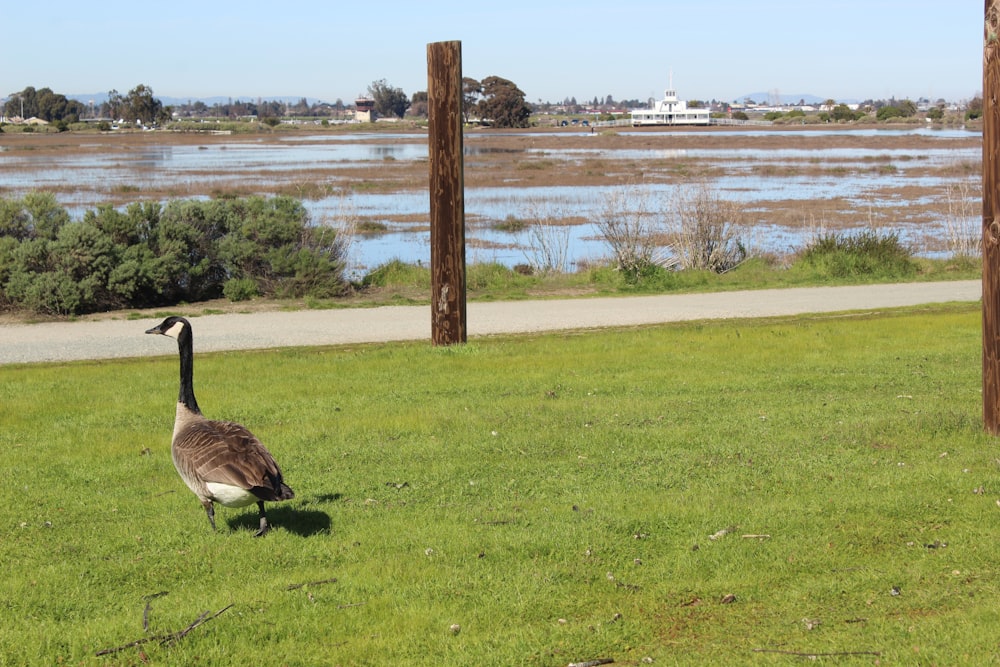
[258,100,283,118]
[2,87,31,119]
[105,89,124,120]
[462,77,482,122]
[831,104,855,122]
[119,84,165,125]
[876,105,904,121]
[409,90,428,118]
[966,95,983,120]
[478,76,531,128]
[3,86,84,122]
[38,88,85,122]
[926,105,945,121]
[367,79,410,119]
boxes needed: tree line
[1,87,87,124]
[364,75,532,128]
[9,79,972,132]
[2,84,170,126]
[3,75,536,129]
[0,193,349,315]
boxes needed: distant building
[631,84,710,126]
[355,97,375,122]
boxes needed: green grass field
[2,303,997,665]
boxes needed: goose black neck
[176,325,202,414]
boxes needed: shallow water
[0,127,981,276]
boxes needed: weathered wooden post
[986,2,1000,433]
[427,40,467,345]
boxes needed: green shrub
[586,260,680,290]
[0,192,70,241]
[268,246,347,298]
[223,277,259,302]
[0,193,350,314]
[361,259,430,288]
[796,229,916,280]
[466,262,532,290]
[4,222,119,315]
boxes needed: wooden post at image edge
[985,2,1000,433]
[427,40,467,346]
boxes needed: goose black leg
[254,501,270,537]
[203,501,217,531]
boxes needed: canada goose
[145,316,294,536]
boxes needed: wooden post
[427,40,467,345]
[986,2,1000,433]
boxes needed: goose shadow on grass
[227,494,342,537]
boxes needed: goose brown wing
[175,420,293,501]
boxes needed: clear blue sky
[3,0,981,104]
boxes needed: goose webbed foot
[254,501,270,537]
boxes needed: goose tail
[250,482,295,502]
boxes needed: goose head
[145,316,190,340]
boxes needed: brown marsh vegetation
[0,125,980,216]
[0,124,983,321]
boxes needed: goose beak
[145,325,164,335]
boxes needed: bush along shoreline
[0,193,350,315]
[0,191,980,317]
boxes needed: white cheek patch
[164,321,186,339]
[206,483,258,508]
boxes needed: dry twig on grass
[285,576,338,591]
[95,604,233,657]
[567,659,614,667]
[752,648,881,658]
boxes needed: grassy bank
[2,303,996,665]
[332,254,981,311]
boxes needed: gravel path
[0,280,981,365]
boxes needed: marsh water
[0,127,982,276]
